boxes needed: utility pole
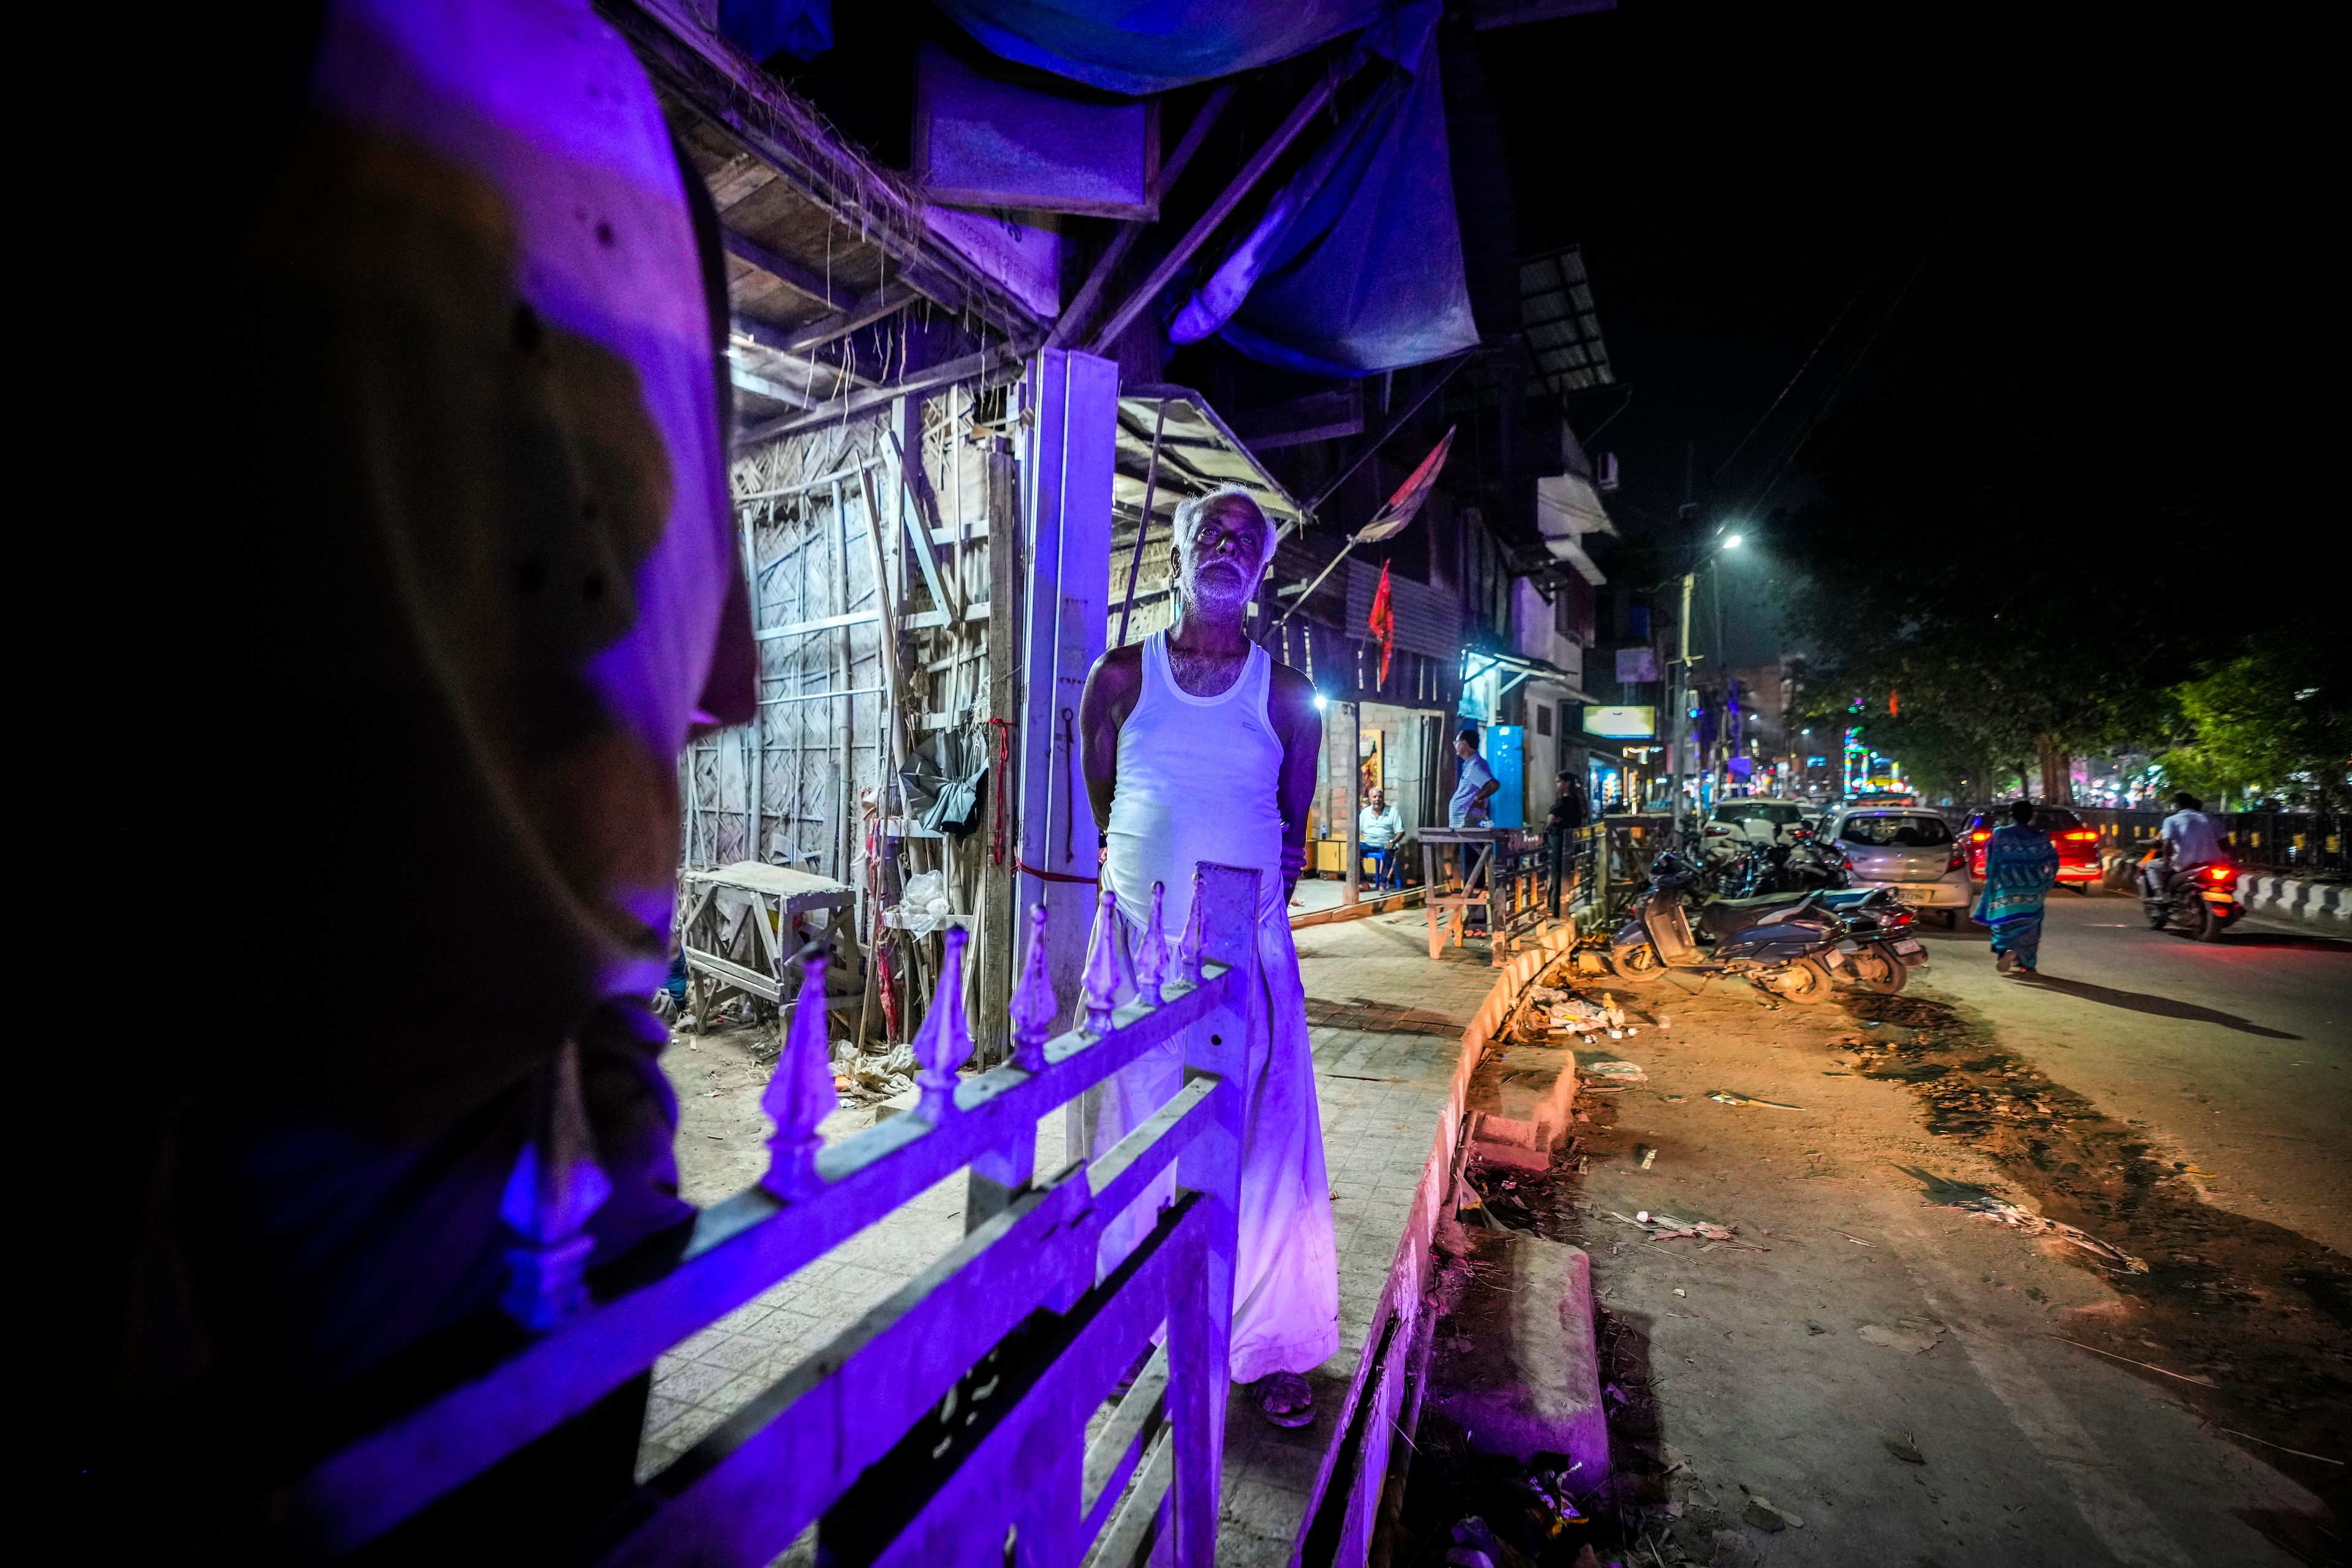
[1668,440,1700,838]
[1343,701,1362,905]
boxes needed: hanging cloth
[1167,1,1479,377]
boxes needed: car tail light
[1705,824,1730,835]
[1947,845,1965,872]
[2064,830,2096,842]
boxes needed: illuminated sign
[1581,705,1656,739]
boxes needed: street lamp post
[1666,530,1742,840]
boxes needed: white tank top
[1106,631,1286,935]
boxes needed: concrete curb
[1302,919,1585,1565]
[2236,872,2351,925]
[2097,850,2349,925]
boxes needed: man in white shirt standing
[1449,728,1500,827]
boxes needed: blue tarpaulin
[1169,0,1477,376]
[932,0,1379,96]
[939,0,1479,378]
[718,0,831,63]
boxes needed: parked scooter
[1610,851,1927,1001]
[2139,847,2244,941]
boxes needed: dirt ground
[1401,901,2348,1568]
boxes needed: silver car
[1822,807,1971,925]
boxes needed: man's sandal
[1257,1372,1314,1428]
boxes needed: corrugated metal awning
[1114,385,1304,529]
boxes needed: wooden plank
[682,946,782,1004]
[722,227,851,310]
[885,422,956,616]
[755,608,878,642]
[598,0,1042,336]
[737,342,1030,448]
[979,448,1021,1067]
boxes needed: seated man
[1079,487,1340,1430]
[2148,790,2226,897]
[1359,785,1404,889]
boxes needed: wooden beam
[1045,83,1237,352]
[730,360,817,410]
[1086,55,1362,356]
[599,0,1046,337]
[737,341,1031,448]
[722,227,852,309]
[729,320,876,394]
[781,281,924,355]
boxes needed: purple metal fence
[293,865,1264,1567]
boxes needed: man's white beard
[1180,554,1255,611]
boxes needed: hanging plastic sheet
[718,0,832,63]
[937,0,1479,377]
[1169,0,1478,377]
[933,0,1380,96]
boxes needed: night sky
[1480,2,2340,666]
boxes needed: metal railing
[293,867,1265,1567]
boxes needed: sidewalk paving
[644,910,1513,1566]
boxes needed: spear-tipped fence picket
[293,864,1264,1568]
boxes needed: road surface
[1913,890,2352,1254]
[1529,889,2349,1566]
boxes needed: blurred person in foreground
[75,0,753,1552]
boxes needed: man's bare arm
[1078,644,1145,838]
[1267,663,1322,895]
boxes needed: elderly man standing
[1079,486,1338,1429]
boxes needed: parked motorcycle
[1720,837,1850,899]
[2139,848,2244,941]
[1610,851,1927,1001]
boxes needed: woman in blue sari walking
[1973,799,2061,974]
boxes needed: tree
[2163,637,2352,810]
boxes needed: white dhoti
[1093,906,1341,1384]
[1093,631,1340,1384]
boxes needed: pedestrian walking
[1972,798,2060,974]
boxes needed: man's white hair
[1170,486,1276,564]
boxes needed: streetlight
[1667,528,1750,832]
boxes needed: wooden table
[678,862,857,1028]
[1411,827,1543,963]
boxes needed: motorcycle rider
[2146,790,2226,898]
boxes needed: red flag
[1368,560,1396,685]
[1357,427,1457,543]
